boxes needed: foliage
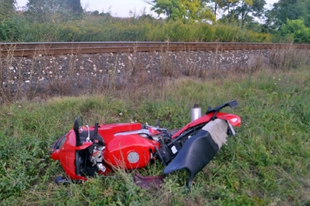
[0,64,310,205]
[265,0,310,31]
[0,0,300,43]
[205,0,264,27]
[213,24,271,42]
[8,13,271,42]
[279,19,310,43]
[226,0,266,28]
[0,0,15,23]
[0,20,20,41]
[148,0,216,22]
[3,0,310,43]
[24,0,83,23]
[65,0,83,17]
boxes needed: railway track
[1,42,310,57]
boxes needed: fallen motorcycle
[50,100,241,187]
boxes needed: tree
[279,19,310,43]
[63,0,83,18]
[213,0,267,28]
[25,0,83,23]
[147,0,215,22]
[0,0,16,22]
[227,0,265,27]
[25,0,60,22]
[265,0,310,31]
[204,0,232,20]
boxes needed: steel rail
[1,42,310,57]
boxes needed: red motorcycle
[50,100,241,187]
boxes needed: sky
[15,0,154,17]
[15,0,279,18]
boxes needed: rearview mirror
[229,100,238,108]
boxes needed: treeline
[0,0,310,43]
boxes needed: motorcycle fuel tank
[103,134,160,169]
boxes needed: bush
[0,20,20,42]
[279,19,310,43]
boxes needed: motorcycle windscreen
[163,119,229,187]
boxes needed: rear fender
[216,113,241,127]
[172,112,240,139]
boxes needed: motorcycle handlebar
[206,100,238,115]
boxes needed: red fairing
[51,122,159,180]
[172,112,241,139]
[96,123,142,143]
[55,130,93,180]
[93,123,160,169]
[103,134,160,169]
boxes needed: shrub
[0,20,20,42]
[279,19,310,43]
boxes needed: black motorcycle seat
[164,119,229,187]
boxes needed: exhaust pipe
[191,104,201,122]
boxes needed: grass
[0,50,310,205]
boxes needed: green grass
[0,67,310,205]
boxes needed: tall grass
[0,52,310,205]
